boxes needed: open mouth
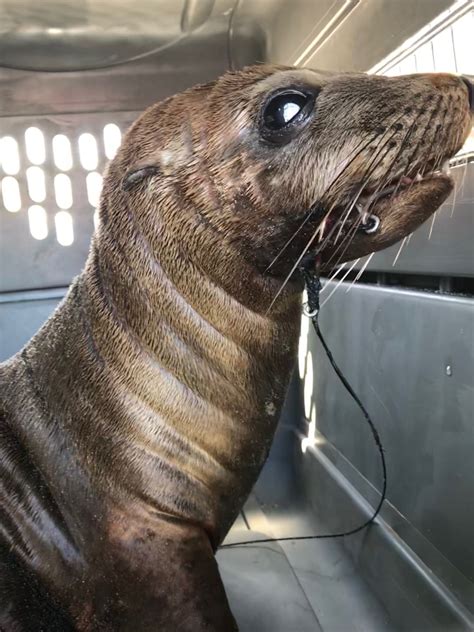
[311,155,456,267]
[354,158,453,224]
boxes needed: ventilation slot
[1,120,124,243]
[0,137,20,175]
[1,176,21,212]
[55,211,74,246]
[54,174,73,209]
[28,205,48,240]
[25,127,46,165]
[86,172,103,208]
[26,166,46,203]
[78,133,99,170]
[52,134,73,171]
[103,124,122,159]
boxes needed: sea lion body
[0,65,472,630]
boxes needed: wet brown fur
[0,65,471,630]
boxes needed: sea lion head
[112,65,472,300]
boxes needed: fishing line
[220,261,387,549]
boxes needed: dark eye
[260,88,317,145]
[263,92,310,130]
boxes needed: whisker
[320,258,361,309]
[386,121,424,200]
[384,97,445,209]
[392,235,408,266]
[459,156,469,198]
[265,195,350,312]
[264,208,317,273]
[449,166,460,217]
[428,210,438,240]
[320,261,349,293]
[322,108,429,274]
[402,96,443,176]
[449,156,471,218]
[332,107,416,245]
[266,197,348,313]
[326,213,365,270]
[323,214,361,270]
[265,229,322,313]
[333,131,400,244]
[265,128,395,273]
[266,107,413,310]
[345,252,375,293]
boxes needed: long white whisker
[459,156,469,198]
[392,235,408,266]
[345,252,374,293]
[449,175,459,218]
[265,133,383,273]
[320,261,348,293]
[320,258,360,309]
[265,229,322,314]
[323,210,364,270]
[333,146,393,246]
[266,108,413,311]
[264,210,315,272]
[428,210,438,240]
[333,111,412,246]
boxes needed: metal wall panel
[301,281,474,582]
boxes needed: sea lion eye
[263,92,310,130]
[260,88,316,144]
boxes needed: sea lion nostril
[461,75,474,112]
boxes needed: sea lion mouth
[314,154,456,267]
[354,158,453,224]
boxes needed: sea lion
[0,65,472,631]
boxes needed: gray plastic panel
[0,289,64,361]
[305,281,474,584]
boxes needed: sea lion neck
[29,199,300,538]
[12,227,301,549]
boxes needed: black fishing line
[220,262,387,549]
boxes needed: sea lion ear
[122,165,160,191]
